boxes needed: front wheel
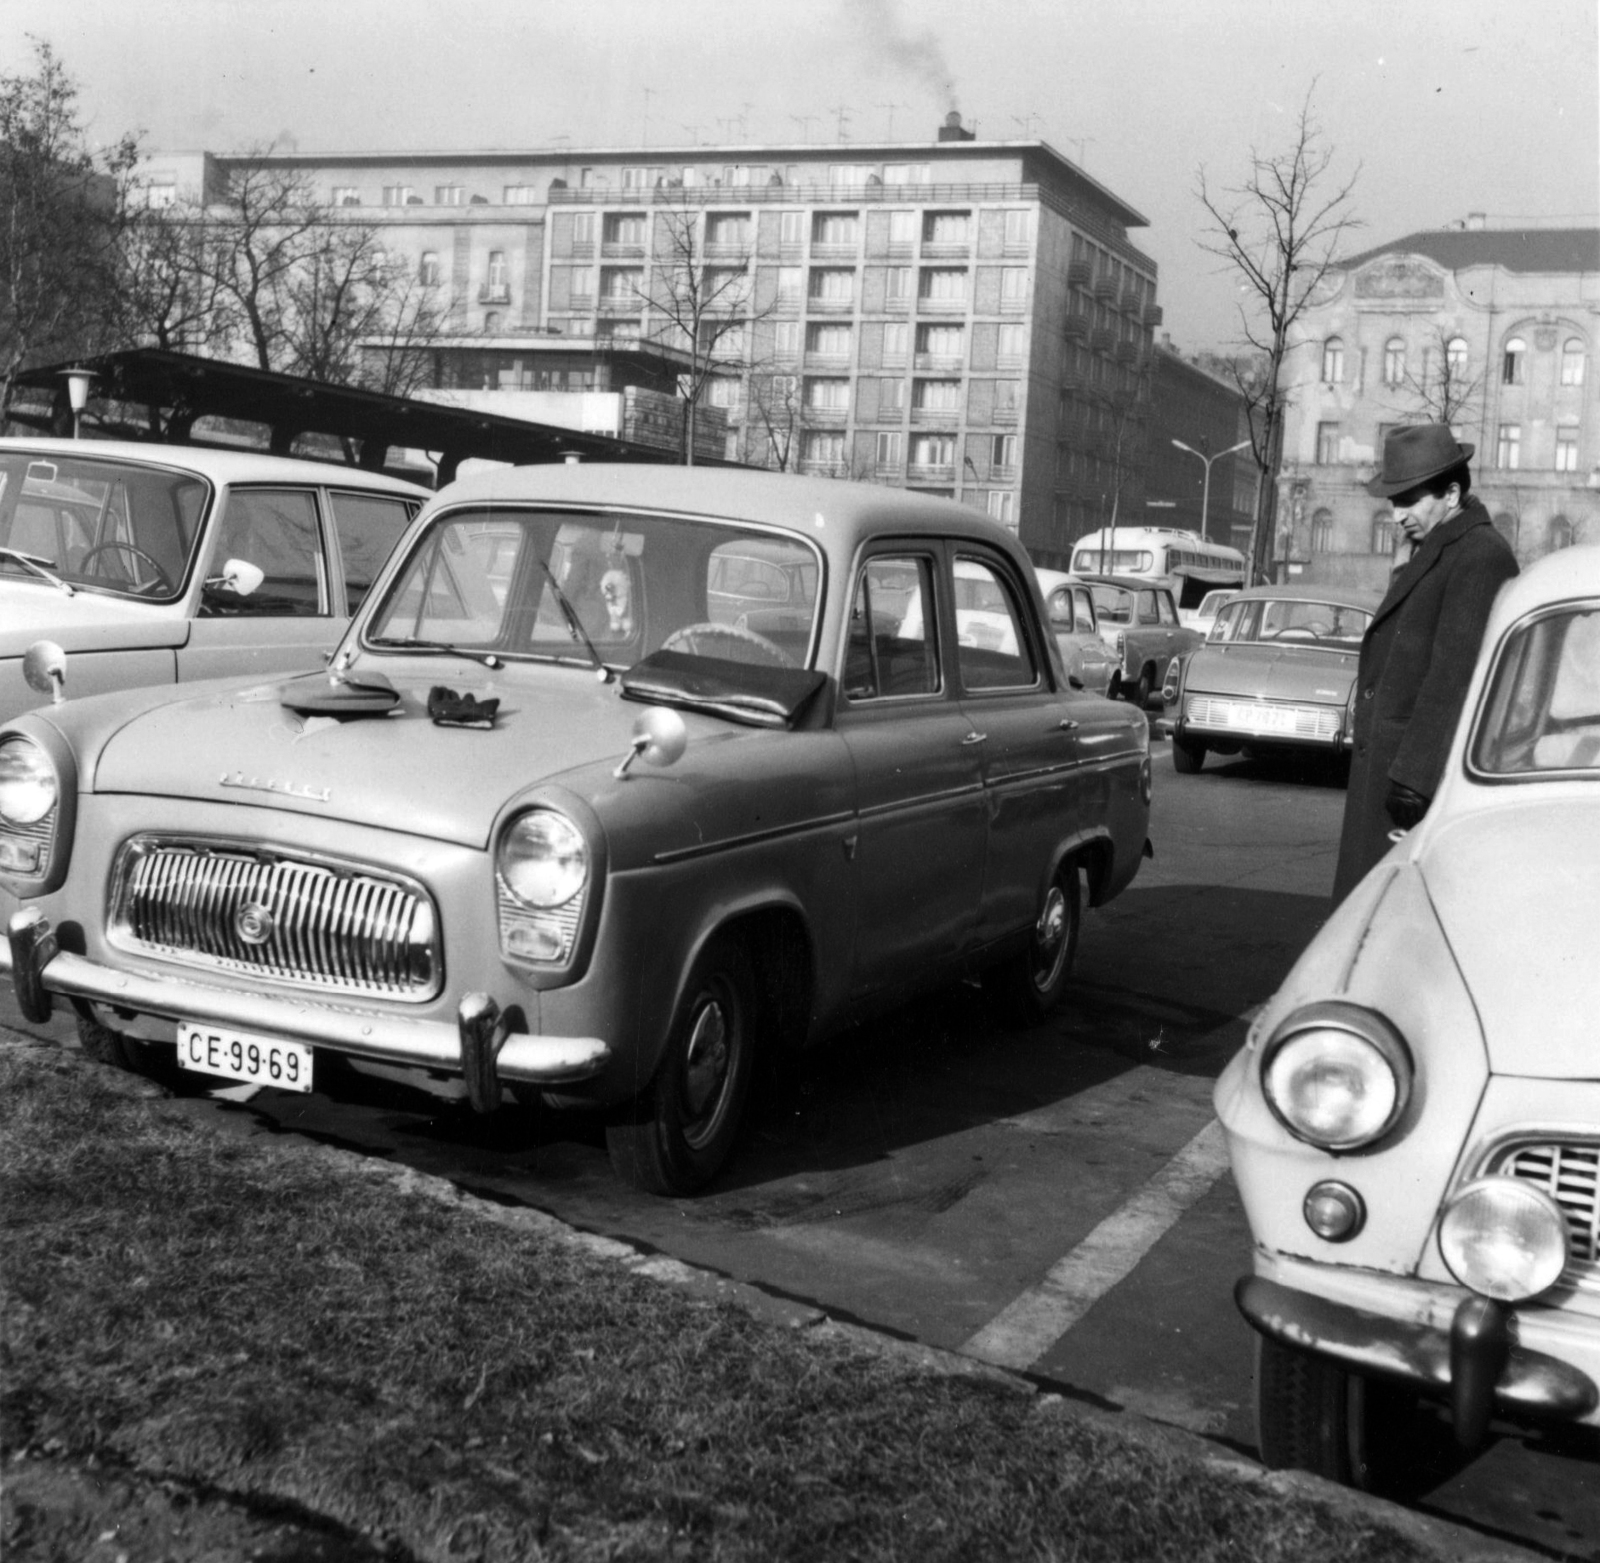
[606,934,757,1195]
[983,856,1082,1026]
[1255,1336,1455,1497]
[1172,734,1207,774]
[75,1007,177,1086]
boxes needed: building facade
[142,121,1162,563]
[1144,343,1255,551]
[1274,222,1600,593]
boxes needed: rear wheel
[1172,734,1207,774]
[1134,665,1156,709]
[1255,1336,1455,1497]
[606,934,757,1195]
[984,856,1082,1026]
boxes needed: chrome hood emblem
[219,771,332,803]
[234,901,275,945]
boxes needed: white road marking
[960,1117,1231,1370]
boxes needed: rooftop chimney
[1465,211,1487,230]
[938,110,975,142]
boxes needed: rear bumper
[6,908,609,1110]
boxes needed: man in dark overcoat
[1331,425,1518,902]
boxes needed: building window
[997,323,1026,364]
[774,320,801,356]
[1383,337,1405,385]
[705,266,751,307]
[1316,422,1340,464]
[779,210,806,246]
[487,251,508,290]
[994,380,1020,417]
[483,311,501,332]
[419,252,441,286]
[879,378,906,412]
[805,377,850,412]
[922,211,970,245]
[722,164,768,187]
[812,211,859,247]
[569,266,595,303]
[913,379,961,411]
[1002,209,1032,247]
[1561,338,1586,386]
[888,210,917,245]
[1502,337,1526,385]
[621,166,663,190]
[145,181,178,210]
[883,163,931,185]
[1556,426,1579,472]
[599,267,642,305]
[435,185,464,205]
[806,323,853,358]
[915,323,963,361]
[1446,336,1469,376]
[328,185,360,207]
[1371,512,1397,556]
[1320,338,1344,384]
[1310,509,1335,553]
[706,212,752,247]
[776,266,803,305]
[705,377,739,409]
[876,431,904,469]
[808,267,855,303]
[910,434,955,468]
[987,490,1017,527]
[1497,424,1521,469]
[885,266,913,302]
[827,164,873,187]
[381,185,414,206]
[883,322,909,363]
[504,185,539,205]
[802,431,846,465]
[603,212,647,247]
[1548,515,1574,551]
[991,434,1017,470]
[571,212,595,245]
[1000,268,1029,307]
[919,268,967,304]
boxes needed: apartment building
[142,117,1161,564]
[1274,220,1600,592]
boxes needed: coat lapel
[1368,501,1488,628]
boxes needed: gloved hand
[1385,780,1430,830]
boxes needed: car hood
[0,584,187,654]
[89,664,712,849]
[1186,642,1356,703]
[1420,795,1600,1078]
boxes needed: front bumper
[1238,1271,1599,1440]
[6,908,609,1113]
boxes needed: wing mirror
[22,640,67,704]
[613,706,688,778]
[208,558,264,597]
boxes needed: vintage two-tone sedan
[1217,545,1600,1489]
[2,465,1152,1194]
[0,438,427,719]
[1162,585,1379,774]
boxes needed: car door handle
[962,731,987,745]
[1057,719,1079,731]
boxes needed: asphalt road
[4,736,1596,1558]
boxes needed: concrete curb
[2,1028,1548,1563]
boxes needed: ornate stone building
[1275,222,1600,593]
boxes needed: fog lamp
[1439,1177,1567,1302]
[504,919,566,962]
[1303,1180,1365,1242]
[0,738,57,825]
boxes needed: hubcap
[681,995,732,1144]
[1031,885,1069,992]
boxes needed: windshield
[0,452,209,601]
[366,506,823,671]
[1210,598,1371,648]
[1089,585,1134,625]
[1472,605,1600,778]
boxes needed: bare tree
[744,370,804,470]
[120,195,231,357]
[356,265,447,398]
[1396,324,1483,428]
[0,39,139,419]
[1077,356,1154,553]
[1196,87,1361,582]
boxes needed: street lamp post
[60,367,97,440]
[1171,437,1251,542]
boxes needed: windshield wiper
[0,547,74,595]
[538,558,612,681]
[367,636,504,669]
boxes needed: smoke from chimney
[852,0,958,116]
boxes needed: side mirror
[216,558,265,597]
[613,706,688,778]
[22,640,67,704]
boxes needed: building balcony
[991,404,1020,425]
[910,405,961,424]
[999,294,1028,313]
[913,352,963,371]
[800,459,849,477]
[1090,327,1116,353]
[567,292,595,312]
[921,241,970,259]
[704,241,751,261]
[916,295,967,314]
[884,295,912,313]
[478,285,511,304]
[600,242,646,260]
[1120,289,1144,314]
[810,242,859,261]
[1067,259,1093,286]
[1062,313,1088,340]
[1114,338,1139,363]
[907,463,956,483]
[804,351,853,369]
[1093,276,1119,301]
[990,463,1018,482]
[597,295,643,315]
[803,404,849,423]
[806,295,856,313]
[567,241,595,260]
[1142,302,1164,327]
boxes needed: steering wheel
[78,540,174,593]
[660,620,796,668]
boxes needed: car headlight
[0,736,57,825]
[498,809,588,908]
[1260,1002,1411,1151]
[1439,1177,1568,1301]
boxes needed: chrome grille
[1498,1142,1600,1272]
[1185,695,1341,741]
[110,838,439,1000]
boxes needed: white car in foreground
[1217,545,1600,1491]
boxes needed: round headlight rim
[0,734,59,827]
[1438,1175,1569,1303]
[497,806,589,911]
[1259,1000,1414,1153]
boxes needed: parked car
[1161,586,1378,774]
[1179,587,1238,635]
[1216,545,1600,1491]
[0,439,428,718]
[1076,574,1202,707]
[1034,568,1117,697]
[2,465,1153,1196]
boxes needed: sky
[5,0,1598,351]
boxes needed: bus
[1069,527,1248,614]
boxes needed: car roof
[1223,583,1382,610]
[1071,573,1167,591]
[1488,543,1600,624]
[429,462,1025,562]
[0,437,429,496]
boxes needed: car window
[1137,590,1161,625]
[1155,592,1177,626]
[1473,606,1600,775]
[1073,588,1095,634]
[327,491,417,614]
[845,554,940,700]
[203,488,325,617]
[1090,585,1132,625]
[954,555,1037,692]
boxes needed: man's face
[1390,482,1460,543]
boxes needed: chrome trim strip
[652,809,857,865]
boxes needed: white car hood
[1420,795,1600,1078]
[0,583,187,654]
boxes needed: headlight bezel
[498,808,589,910]
[493,801,602,976]
[0,726,74,891]
[1259,1001,1413,1153]
[0,735,58,826]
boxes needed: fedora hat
[1366,424,1475,497]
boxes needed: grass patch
[1,1039,1427,1562]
